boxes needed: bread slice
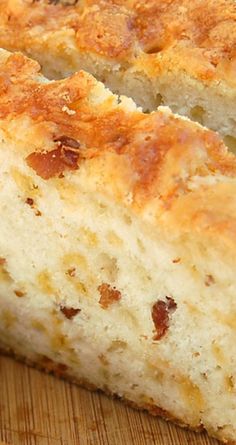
[0,0,235,148]
[0,48,236,444]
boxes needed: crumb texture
[0,49,235,444]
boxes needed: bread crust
[0,0,235,86]
[0,0,235,141]
[2,345,236,445]
[0,50,236,253]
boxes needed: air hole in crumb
[193,351,200,357]
[107,340,127,352]
[223,135,236,154]
[225,375,235,392]
[155,93,163,107]
[135,263,151,284]
[63,253,87,271]
[145,45,163,54]
[205,274,215,286]
[14,290,26,297]
[137,238,145,252]
[0,261,13,283]
[123,214,132,225]
[172,258,181,264]
[107,231,123,247]
[98,202,107,214]
[190,105,205,124]
[2,310,16,327]
[98,253,119,282]
[98,354,109,366]
[37,270,55,295]
[79,228,98,247]
[31,320,47,332]
[67,267,76,277]
[60,0,79,5]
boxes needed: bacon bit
[152,296,177,341]
[26,197,41,215]
[25,197,34,206]
[60,305,81,319]
[107,340,127,352]
[26,147,80,180]
[205,274,215,286]
[172,258,181,264]
[54,135,80,150]
[67,267,76,277]
[98,283,121,309]
[14,290,26,297]
[0,257,6,265]
[61,149,80,166]
[26,135,81,180]
[166,296,177,311]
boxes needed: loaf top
[0,49,236,263]
[0,0,235,87]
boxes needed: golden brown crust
[0,346,205,432]
[0,0,235,85]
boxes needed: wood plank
[0,355,219,445]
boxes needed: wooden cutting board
[0,355,219,445]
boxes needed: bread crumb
[62,105,76,115]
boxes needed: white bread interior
[0,49,236,444]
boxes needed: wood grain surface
[0,355,219,445]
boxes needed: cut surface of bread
[0,48,236,444]
[0,0,235,146]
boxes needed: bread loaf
[0,0,235,147]
[0,48,236,443]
